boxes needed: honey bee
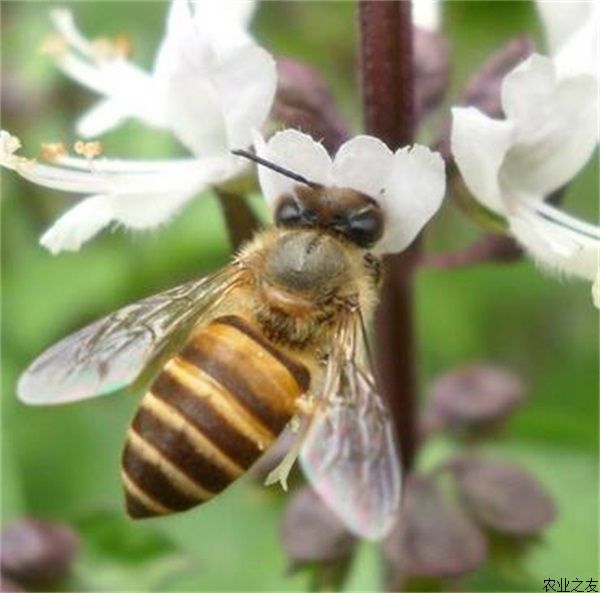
[17,150,401,541]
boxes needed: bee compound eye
[346,209,384,248]
[275,197,318,228]
[275,198,303,227]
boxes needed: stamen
[39,34,68,57]
[0,132,22,161]
[91,38,117,60]
[41,142,67,162]
[0,132,34,171]
[90,35,132,61]
[534,203,600,242]
[113,34,133,59]
[74,140,103,160]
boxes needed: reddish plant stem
[358,1,417,472]
[216,190,261,252]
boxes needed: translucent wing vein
[300,318,402,541]
[18,270,239,405]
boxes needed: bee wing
[17,267,241,405]
[299,316,402,541]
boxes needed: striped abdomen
[121,315,310,518]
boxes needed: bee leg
[264,410,312,491]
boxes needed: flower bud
[450,456,556,537]
[414,27,450,119]
[0,575,24,592]
[383,475,487,587]
[280,486,355,567]
[272,58,350,153]
[423,363,525,440]
[0,518,79,586]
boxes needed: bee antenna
[231,149,321,188]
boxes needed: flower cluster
[2,0,276,254]
[451,0,599,304]
[0,0,446,258]
[1,1,598,294]
[1,0,597,571]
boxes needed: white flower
[451,54,599,304]
[50,0,262,144]
[536,0,599,78]
[1,130,239,253]
[254,129,446,254]
[412,0,441,32]
[2,0,276,253]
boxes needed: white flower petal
[501,54,556,126]
[50,8,95,58]
[57,52,163,127]
[412,0,440,31]
[500,55,598,196]
[76,98,128,137]
[553,11,599,78]
[536,1,591,56]
[537,0,599,78]
[154,2,273,155]
[110,189,201,229]
[251,131,279,209]
[216,45,277,149]
[331,135,394,196]
[451,107,515,215]
[0,130,22,169]
[1,131,239,244]
[40,186,206,254]
[255,129,332,209]
[376,144,446,253]
[40,194,114,253]
[534,200,600,240]
[152,2,229,155]
[56,154,207,173]
[190,0,257,50]
[508,205,600,300]
[49,9,165,132]
[49,2,271,155]
[157,67,228,156]
[9,153,233,195]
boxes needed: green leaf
[69,510,192,592]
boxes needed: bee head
[274,185,384,248]
[232,149,384,249]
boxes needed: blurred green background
[1,1,597,591]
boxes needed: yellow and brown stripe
[122,315,310,518]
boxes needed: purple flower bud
[414,27,450,120]
[383,474,487,586]
[1,518,79,586]
[272,58,350,153]
[0,575,24,592]
[450,456,557,537]
[423,363,525,440]
[280,486,355,566]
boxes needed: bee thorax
[263,231,350,296]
